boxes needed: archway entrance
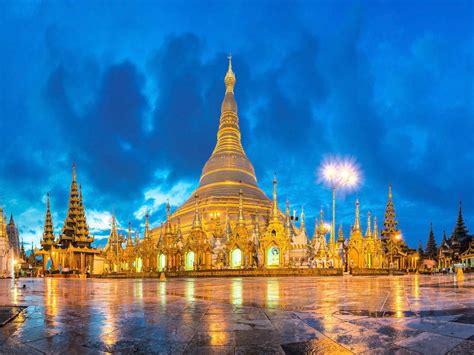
[266,246,280,267]
[231,249,242,269]
[158,254,166,271]
[186,252,195,271]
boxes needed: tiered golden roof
[40,193,55,249]
[58,164,93,246]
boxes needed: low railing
[94,268,343,278]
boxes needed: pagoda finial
[388,183,392,199]
[72,162,77,182]
[225,53,235,93]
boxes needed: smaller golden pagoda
[37,164,99,274]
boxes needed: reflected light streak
[231,279,243,305]
[159,282,167,307]
[266,280,279,309]
[185,280,195,301]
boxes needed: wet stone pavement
[0,275,473,354]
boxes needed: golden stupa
[152,56,273,236]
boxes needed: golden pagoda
[158,56,273,234]
[37,164,99,274]
[148,57,308,271]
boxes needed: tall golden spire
[60,163,80,244]
[41,193,55,247]
[365,211,372,237]
[300,206,306,233]
[319,207,325,232]
[127,221,133,244]
[199,56,258,189]
[75,184,90,242]
[192,194,201,229]
[144,211,150,239]
[373,216,379,239]
[354,199,361,232]
[108,213,119,250]
[225,208,232,239]
[271,174,278,220]
[312,217,319,240]
[165,200,172,235]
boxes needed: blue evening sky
[0,0,472,249]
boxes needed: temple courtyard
[0,275,473,354]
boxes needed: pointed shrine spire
[365,212,372,237]
[354,199,361,232]
[312,217,319,240]
[72,162,77,182]
[144,211,150,239]
[127,221,133,244]
[373,216,379,239]
[452,200,469,242]
[165,200,172,234]
[42,193,55,244]
[271,174,278,220]
[225,208,232,239]
[338,224,344,242]
[300,206,306,232]
[192,194,201,228]
[381,184,399,239]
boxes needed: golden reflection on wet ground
[0,274,473,354]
